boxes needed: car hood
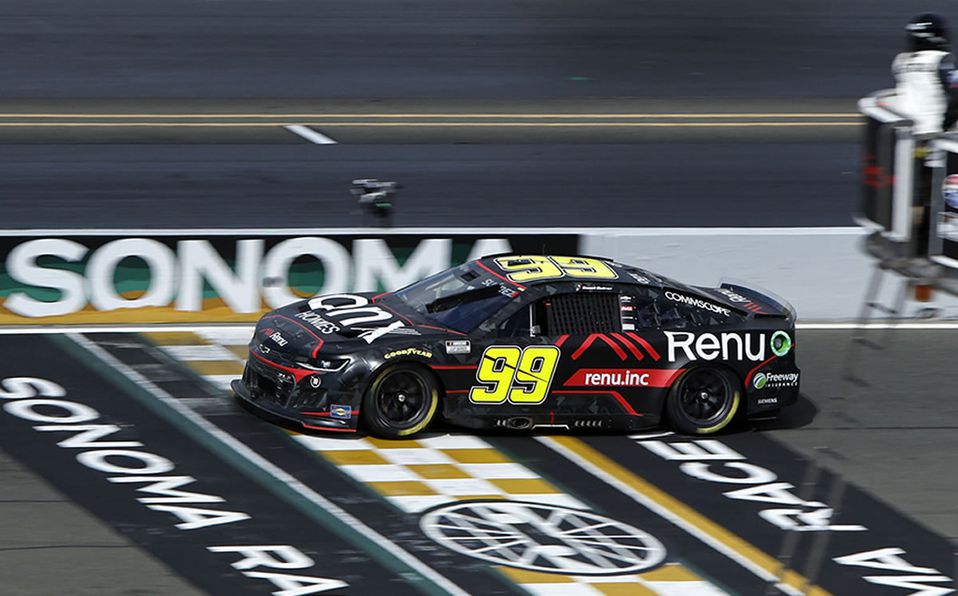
[253,294,450,362]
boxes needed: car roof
[475,254,665,288]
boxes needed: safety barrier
[1,226,954,325]
[0,229,574,325]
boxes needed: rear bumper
[745,367,800,416]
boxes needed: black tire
[666,366,741,435]
[362,364,440,439]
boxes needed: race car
[232,254,799,438]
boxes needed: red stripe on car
[475,261,528,290]
[609,332,644,361]
[596,334,627,361]
[251,351,315,383]
[745,354,778,386]
[625,332,661,361]
[302,424,356,433]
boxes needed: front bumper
[232,353,361,433]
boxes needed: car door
[465,291,552,408]
[480,285,640,413]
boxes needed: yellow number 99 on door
[468,345,561,405]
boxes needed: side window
[497,291,641,337]
[497,305,532,337]
[542,292,621,335]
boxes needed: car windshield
[392,264,516,332]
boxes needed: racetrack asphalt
[0,0,946,100]
[0,98,860,229]
[0,0,916,228]
[0,0,931,230]
[0,0,918,229]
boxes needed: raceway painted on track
[0,329,954,595]
[0,334,445,595]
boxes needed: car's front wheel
[666,366,741,435]
[362,364,439,439]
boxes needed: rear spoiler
[718,278,796,320]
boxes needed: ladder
[844,259,939,383]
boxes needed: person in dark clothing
[893,13,958,134]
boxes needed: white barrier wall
[582,227,958,321]
[1,227,954,324]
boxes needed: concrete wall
[582,227,958,321]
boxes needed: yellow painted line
[0,112,859,118]
[187,360,245,376]
[323,451,390,466]
[642,564,703,582]
[547,436,831,596]
[498,567,578,584]
[441,448,513,464]
[497,562,708,592]
[406,463,472,479]
[141,331,209,345]
[311,122,859,127]
[224,345,250,360]
[0,121,859,127]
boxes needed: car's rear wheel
[362,364,439,439]
[667,366,740,435]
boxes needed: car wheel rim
[376,371,430,428]
[677,369,732,426]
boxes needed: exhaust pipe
[506,417,532,430]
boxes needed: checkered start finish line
[147,330,727,596]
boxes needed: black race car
[232,254,799,438]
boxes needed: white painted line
[284,124,337,144]
[627,431,675,440]
[536,436,802,596]
[0,112,861,119]
[196,327,259,346]
[0,121,858,128]
[68,332,468,596]
[0,226,863,237]
[202,374,239,391]
[160,344,243,361]
[796,322,958,330]
[3,321,958,335]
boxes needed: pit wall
[0,228,953,325]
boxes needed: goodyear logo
[384,347,433,360]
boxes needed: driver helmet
[907,13,950,51]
